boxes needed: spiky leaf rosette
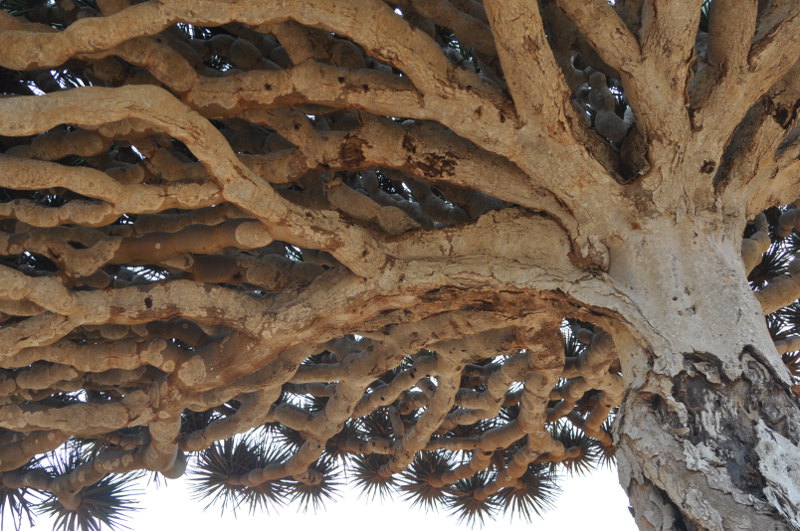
[592,417,617,468]
[34,441,142,531]
[561,321,590,358]
[445,470,498,526]
[307,395,330,413]
[748,237,794,289]
[180,409,218,435]
[289,457,341,512]
[0,474,40,531]
[0,0,39,17]
[549,421,597,476]
[494,464,560,522]
[37,475,141,531]
[273,424,305,450]
[324,420,360,462]
[399,451,453,511]
[498,404,520,422]
[350,454,397,499]
[782,351,800,380]
[189,436,288,515]
[771,302,800,336]
[358,410,395,440]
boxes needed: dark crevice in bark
[671,356,768,496]
[740,345,797,398]
[619,347,800,530]
[712,100,764,190]
[627,477,698,531]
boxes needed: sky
[21,465,636,530]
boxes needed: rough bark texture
[0,0,799,529]
[609,218,800,529]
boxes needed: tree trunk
[607,217,800,530]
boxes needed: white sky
[22,466,636,530]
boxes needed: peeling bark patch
[415,153,456,179]
[622,345,800,528]
[754,422,800,527]
[667,348,800,510]
[671,369,766,495]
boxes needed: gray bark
[608,218,800,530]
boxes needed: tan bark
[0,1,798,528]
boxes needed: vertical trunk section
[606,219,800,530]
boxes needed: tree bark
[607,217,800,530]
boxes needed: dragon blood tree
[0,0,799,529]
